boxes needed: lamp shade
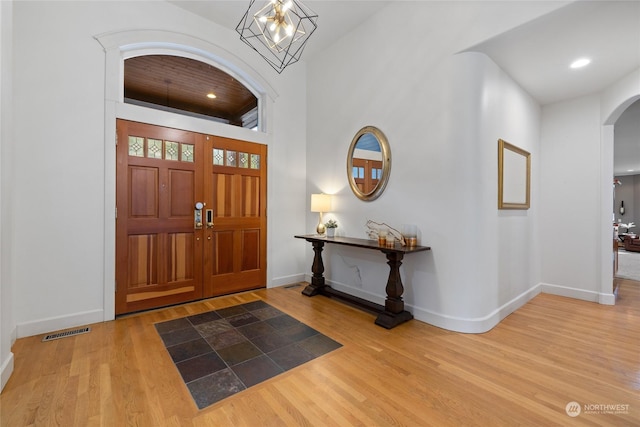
[310,194,331,212]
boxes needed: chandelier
[237,0,318,73]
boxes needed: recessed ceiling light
[570,58,591,69]
[207,92,217,99]
[628,169,634,172]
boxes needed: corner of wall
[270,273,306,288]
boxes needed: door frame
[601,93,640,302]
[97,30,278,321]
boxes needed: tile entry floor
[155,300,343,409]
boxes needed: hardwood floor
[2,281,639,426]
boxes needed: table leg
[302,240,326,296]
[375,251,413,328]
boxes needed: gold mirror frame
[498,139,531,209]
[347,126,391,201]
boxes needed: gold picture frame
[498,139,530,209]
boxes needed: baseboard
[539,282,615,304]
[300,278,617,332]
[270,273,306,288]
[16,309,104,339]
[410,284,542,333]
[1,351,14,392]
[320,278,541,334]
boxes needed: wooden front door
[115,121,267,315]
[204,136,267,296]
[352,158,382,195]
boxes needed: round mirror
[346,126,391,201]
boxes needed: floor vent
[42,327,91,342]
[283,283,303,289]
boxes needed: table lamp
[310,193,331,235]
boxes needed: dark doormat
[154,300,342,409]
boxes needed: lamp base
[316,222,326,235]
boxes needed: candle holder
[402,224,417,247]
[378,230,388,246]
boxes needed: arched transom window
[124,55,259,129]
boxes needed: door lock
[206,209,214,228]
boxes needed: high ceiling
[143,1,640,166]
[169,0,390,59]
[171,1,640,107]
[467,1,640,106]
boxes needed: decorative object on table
[347,126,392,201]
[619,222,635,233]
[325,219,338,237]
[365,219,406,246]
[377,229,387,246]
[401,224,417,247]
[311,193,332,235]
[236,0,318,73]
[498,139,531,210]
[620,201,625,215]
[385,236,396,248]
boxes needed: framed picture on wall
[498,139,531,209]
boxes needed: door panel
[204,136,267,297]
[116,120,205,314]
[212,231,234,275]
[129,167,158,217]
[128,234,158,287]
[168,170,195,217]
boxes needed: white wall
[540,95,603,297]
[9,1,308,338]
[540,68,640,303]
[305,2,548,332]
[1,0,15,392]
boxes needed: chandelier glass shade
[237,0,318,73]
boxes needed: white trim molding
[1,351,13,391]
[540,282,615,305]
[15,309,103,339]
[305,276,543,334]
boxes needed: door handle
[194,202,205,229]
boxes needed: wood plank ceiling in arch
[124,55,257,127]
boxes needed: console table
[294,235,431,329]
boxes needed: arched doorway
[610,97,640,290]
[601,89,640,301]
